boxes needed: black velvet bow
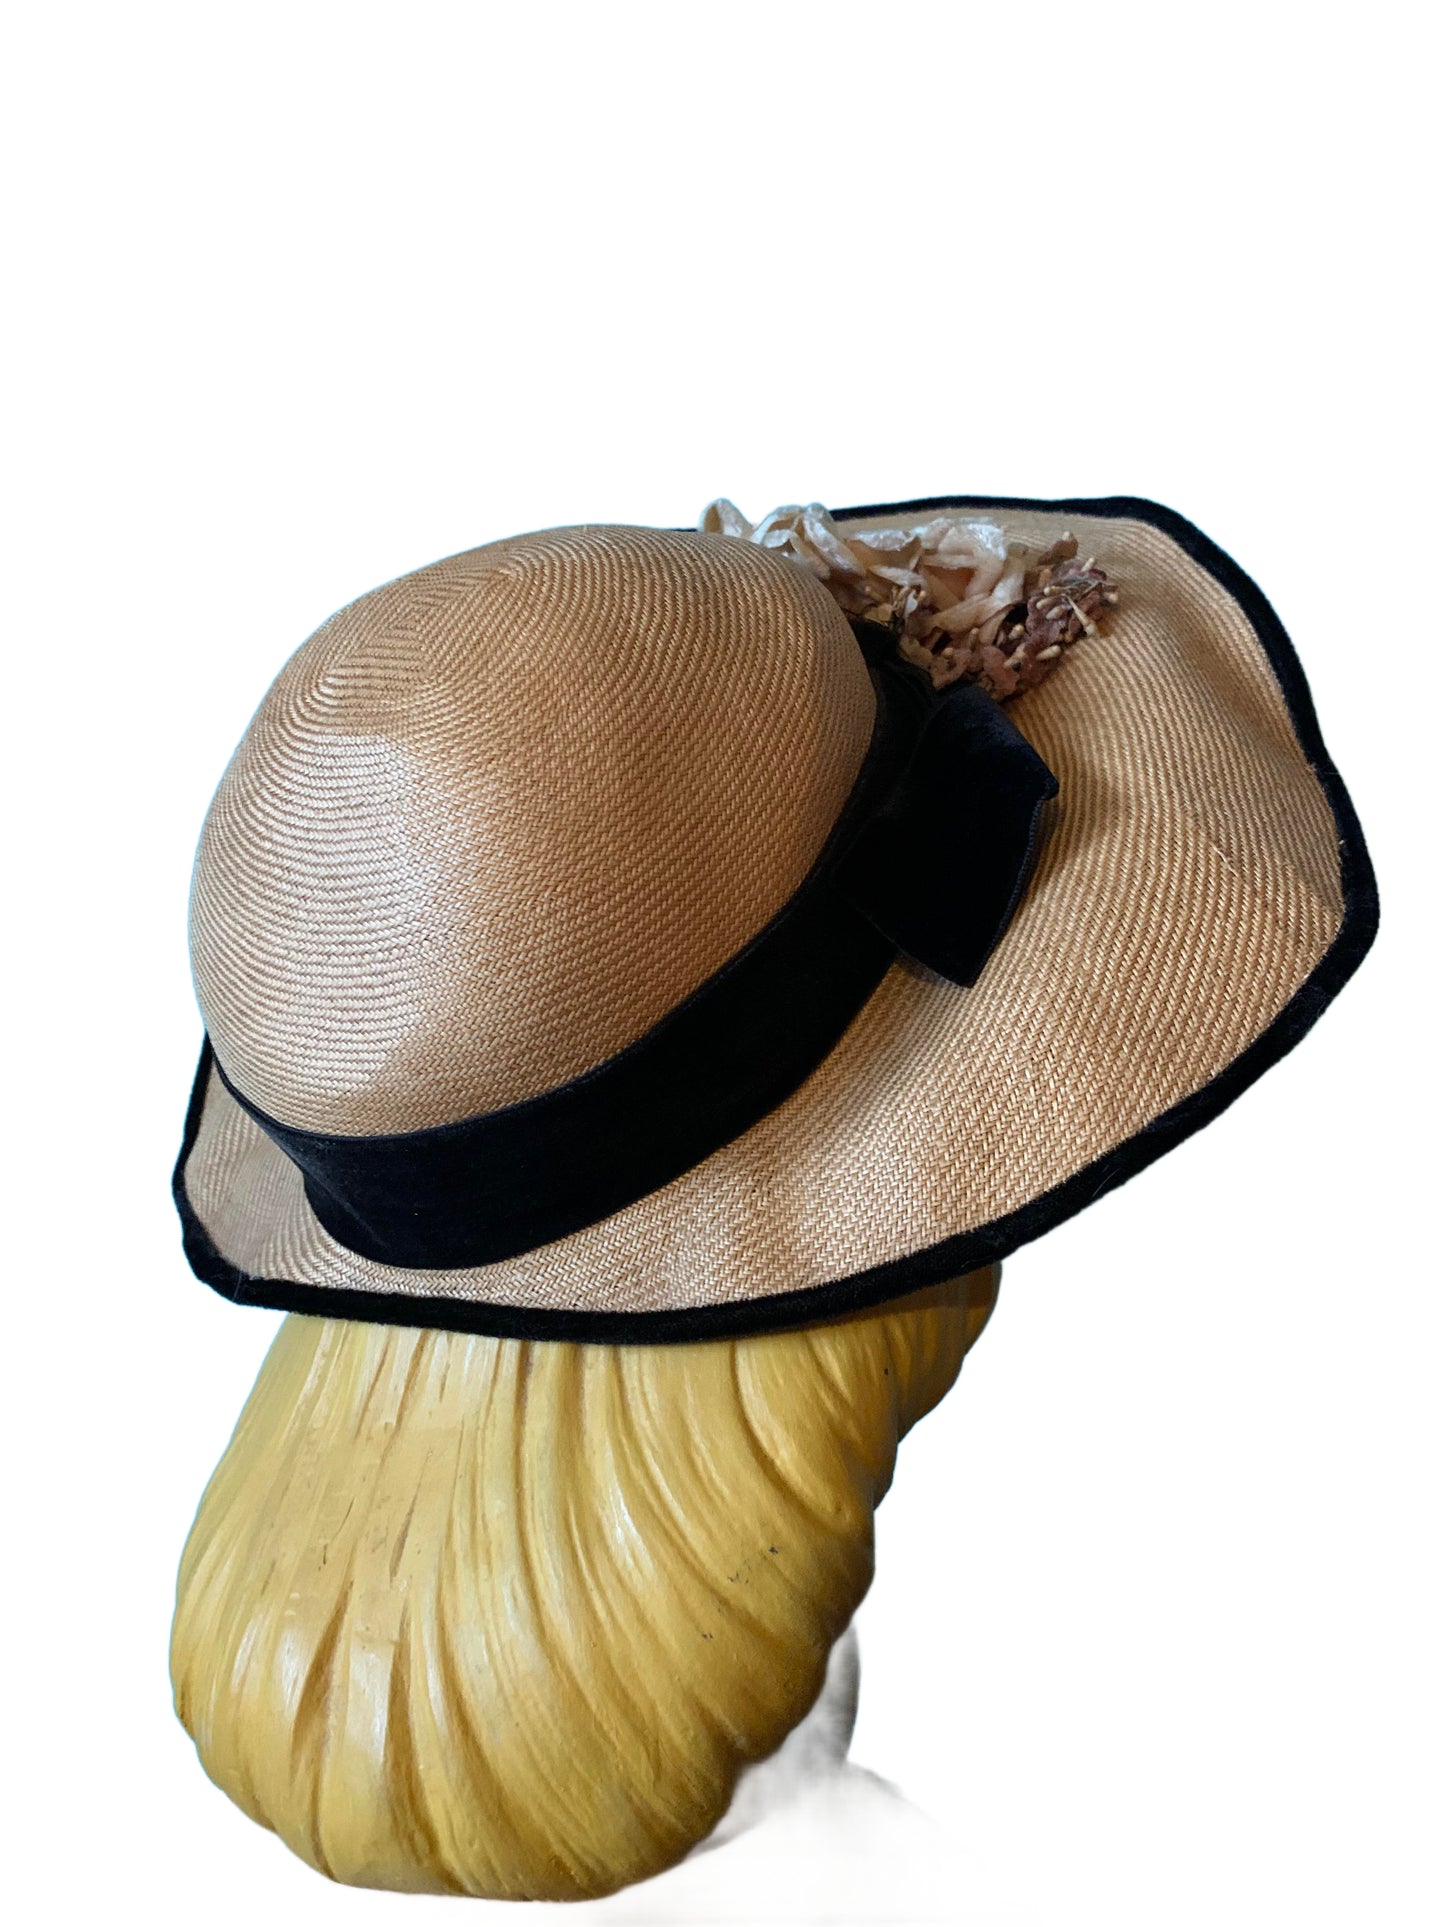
[203,626,1060,1269]
[838,620,1058,988]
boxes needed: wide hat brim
[176,496,1376,1341]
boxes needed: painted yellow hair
[171,1266,998,1900]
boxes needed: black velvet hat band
[206,621,1059,1270]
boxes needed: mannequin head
[171,1266,998,1899]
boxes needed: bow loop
[837,661,1059,989]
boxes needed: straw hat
[175,494,1375,1340]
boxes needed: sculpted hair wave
[171,1268,998,1900]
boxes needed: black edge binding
[175,494,1378,1342]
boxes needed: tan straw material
[180,504,1355,1326]
[192,527,875,1131]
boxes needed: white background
[4,5,1439,1923]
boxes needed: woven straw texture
[192,526,875,1131]
[184,510,1345,1316]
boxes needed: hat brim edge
[174,494,1379,1345]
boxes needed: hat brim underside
[176,497,1376,1342]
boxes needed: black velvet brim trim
[174,493,1378,1345]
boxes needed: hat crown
[190,525,876,1134]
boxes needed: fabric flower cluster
[700,498,1118,701]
